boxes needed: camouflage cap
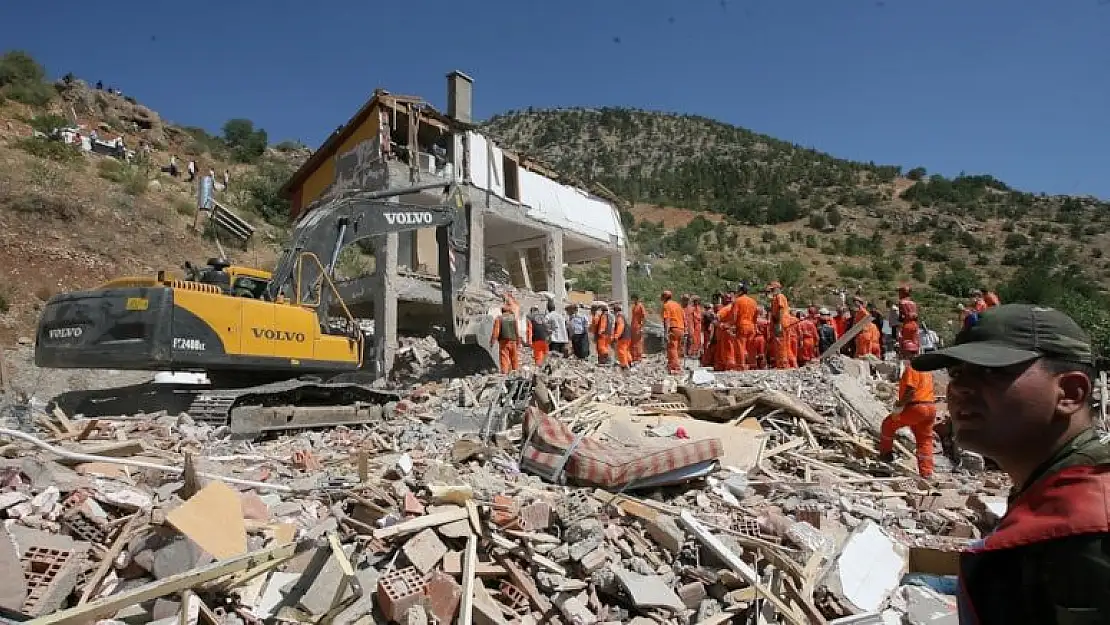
[912,303,1093,371]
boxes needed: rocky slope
[0,71,296,345]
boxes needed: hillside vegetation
[0,51,299,344]
[486,108,1110,356]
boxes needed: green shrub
[15,137,83,165]
[0,289,9,313]
[97,158,150,196]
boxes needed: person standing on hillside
[490,304,522,374]
[878,345,937,478]
[630,294,646,363]
[912,304,1110,623]
[661,290,685,374]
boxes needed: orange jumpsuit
[490,313,521,374]
[898,296,920,353]
[731,295,759,371]
[769,293,792,369]
[867,323,882,358]
[630,302,646,362]
[662,300,686,373]
[796,316,819,365]
[613,312,632,368]
[854,307,874,358]
[592,311,612,364]
[984,291,1000,308]
[754,317,769,369]
[685,305,703,357]
[879,363,937,478]
[714,303,736,371]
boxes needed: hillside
[486,107,1110,351]
[0,51,300,345]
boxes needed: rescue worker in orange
[525,305,549,367]
[731,283,758,371]
[679,294,695,357]
[612,302,632,370]
[969,289,988,314]
[688,296,704,358]
[489,303,522,374]
[753,306,769,369]
[701,295,724,368]
[714,295,736,371]
[897,285,920,354]
[853,297,875,358]
[796,309,819,365]
[661,290,686,374]
[592,304,612,364]
[766,281,792,369]
[630,294,646,363]
[878,344,938,479]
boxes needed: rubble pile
[0,350,1002,624]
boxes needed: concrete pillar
[546,230,566,309]
[517,251,533,290]
[373,232,399,377]
[467,188,485,290]
[610,234,628,313]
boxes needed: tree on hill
[222,118,268,163]
[0,50,54,107]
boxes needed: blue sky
[5,0,1108,198]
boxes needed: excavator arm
[265,181,473,348]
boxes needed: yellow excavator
[33,182,498,434]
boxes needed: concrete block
[402,528,447,574]
[902,584,958,624]
[20,458,88,492]
[677,581,706,609]
[289,545,355,617]
[0,527,26,611]
[643,514,684,553]
[152,537,207,579]
[331,569,380,625]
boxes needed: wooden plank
[29,543,297,625]
[679,510,805,625]
[165,482,247,559]
[819,316,873,360]
[78,515,143,604]
[373,508,468,540]
[458,535,476,625]
[0,347,9,394]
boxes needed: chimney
[446,70,473,124]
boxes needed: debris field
[0,344,1005,625]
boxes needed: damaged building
[279,71,629,374]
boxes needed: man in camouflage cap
[912,303,1110,623]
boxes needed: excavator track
[48,379,400,437]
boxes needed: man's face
[946,359,1080,460]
